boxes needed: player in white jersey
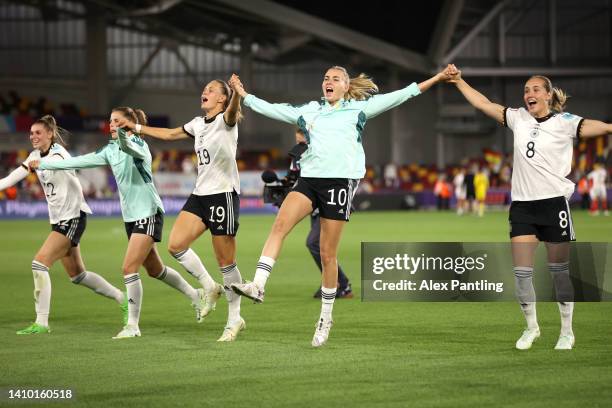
[117,78,244,341]
[453,168,467,215]
[587,163,608,215]
[446,65,612,350]
[0,115,127,335]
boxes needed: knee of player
[167,242,182,255]
[271,217,294,238]
[319,249,337,266]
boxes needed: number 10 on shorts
[327,188,348,206]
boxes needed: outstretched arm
[35,149,108,171]
[229,73,301,124]
[0,166,29,190]
[116,118,188,141]
[363,65,451,119]
[580,119,612,139]
[447,65,505,124]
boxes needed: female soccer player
[116,79,243,342]
[446,64,612,350]
[229,67,450,347]
[30,108,210,339]
[0,115,126,334]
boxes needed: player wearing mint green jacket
[31,107,208,340]
[229,66,453,347]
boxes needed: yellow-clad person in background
[474,166,490,217]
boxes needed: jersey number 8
[526,141,535,158]
[558,210,568,228]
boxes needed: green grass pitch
[1,210,611,407]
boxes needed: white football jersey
[22,144,92,224]
[183,113,240,196]
[505,107,583,201]
[587,168,607,189]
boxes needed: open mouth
[324,86,333,97]
[527,99,537,108]
[201,97,208,103]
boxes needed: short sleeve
[559,112,584,139]
[504,107,520,130]
[183,117,198,139]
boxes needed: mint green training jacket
[243,82,421,179]
[39,128,164,222]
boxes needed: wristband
[135,124,142,133]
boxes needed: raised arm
[447,65,505,124]
[229,73,301,124]
[117,118,188,141]
[579,119,612,139]
[224,74,243,126]
[0,166,29,191]
[116,128,149,160]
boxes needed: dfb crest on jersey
[529,128,539,138]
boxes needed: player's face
[201,82,226,113]
[29,123,52,151]
[109,111,128,139]
[523,78,551,117]
[322,68,349,104]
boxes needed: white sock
[156,266,198,302]
[320,286,336,321]
[32,261,51,327]
[172,248,215,292]
[514,266,538,330]
[221,263,242,325]
[254,256,275,289]
[520,302,539,330]
[71,271,124,304]
[558,302,574,336]
[124,273,142,327]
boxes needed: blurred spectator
[384,162,398,188]
[181,154,196,174]
[576,172,590,210]
[433,173,451,210]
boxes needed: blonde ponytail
[34,114,68,146]
[330,66,379,101]
[550,87,568,113]
[529,75,569,112]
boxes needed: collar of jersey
[320,97,347,109]
[204,111,223,123]
[39,143,55,157]
[534,112,555,123]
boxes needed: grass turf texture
[1,210,611,407]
